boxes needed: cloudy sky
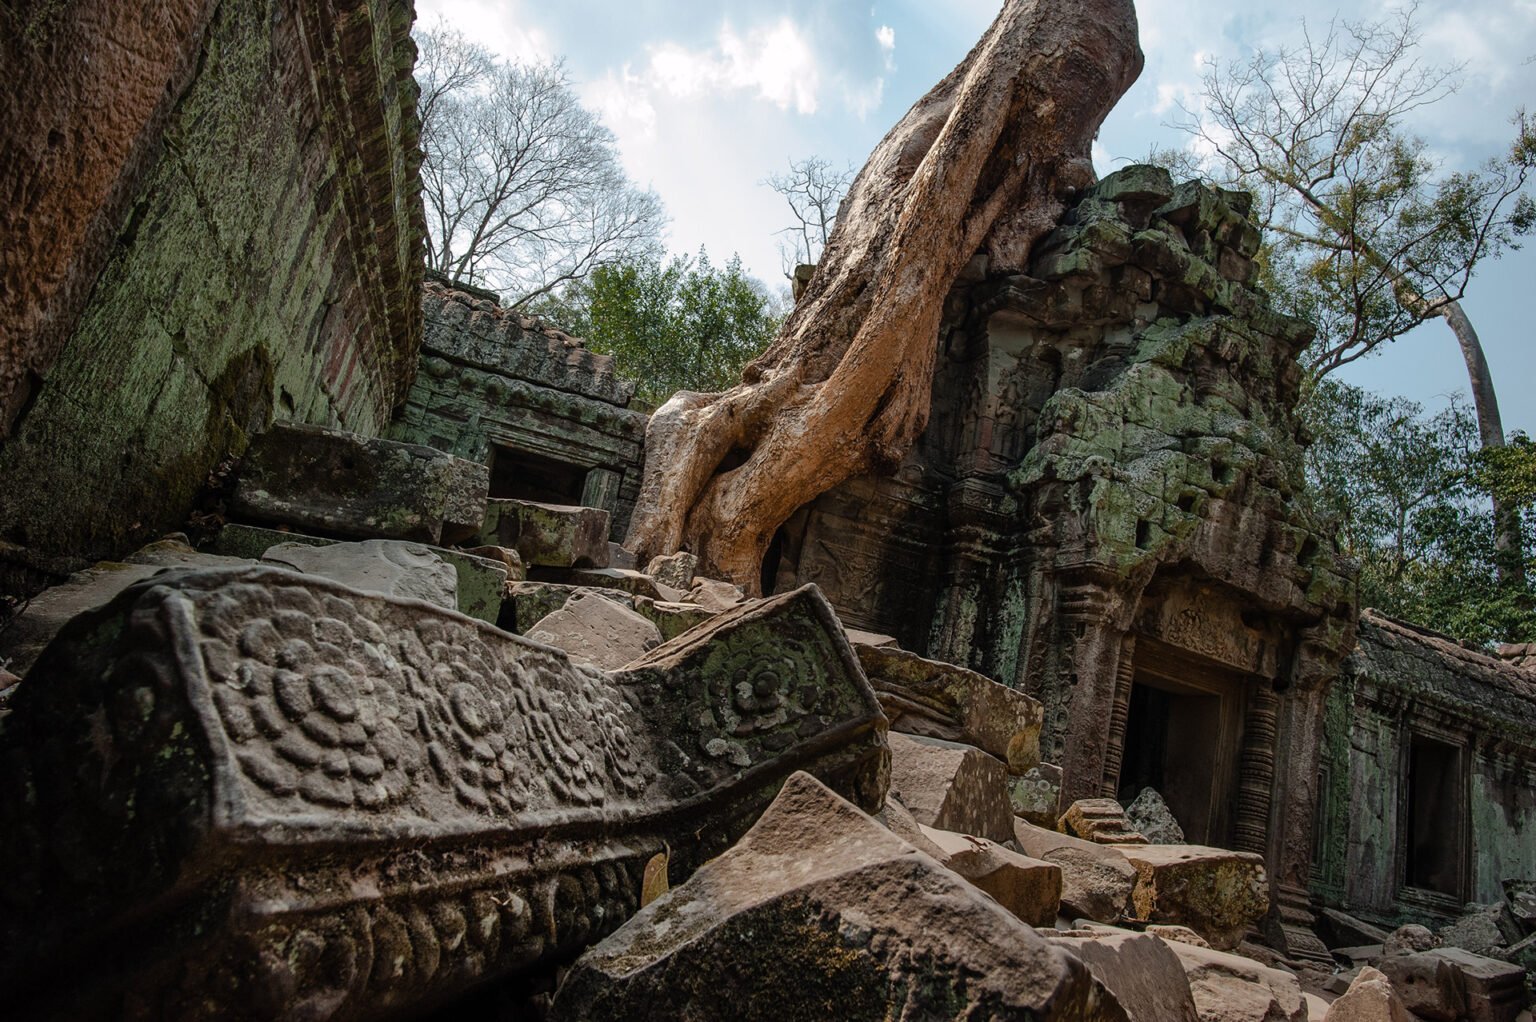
[415,0,1536,433]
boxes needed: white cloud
[876,24,896,52]
[414,0,553,64]
[640,19,823,114]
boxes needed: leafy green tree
[534,250,785,406]
[1302,378,1536,644]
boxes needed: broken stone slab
[1125,786,1186,843]
[555,566,664,600]
[846,626,900,648]
[1120,844,1268,952]
[1503,878,1536,935]
[857,643,1044,774]
[1383,924,1439,957]
[1415,948,1526,1022]
[1165,937,1308,1022]
[1323,966,1411,1022]
[688,577,746,613]
[1305,992,1333,1021]
[262,539,459,610]
[631,596,714,641]
[1046,927,1201,1022]
[873,795,949,858]
[463,544,528,583]
[1374,951,1468,1021]
[1060,797,1149,845]
[1148,924,1212,949]
[644,551,697,590]
[231,421,488,545]
[479,498,610,569]
[1013,817,1138,923]
[0,543,251,677]
[607,543,638,570]
[507,582,710,642]
[1440,902,1518,957]
[1010,763,1065,827]
[548,772,1129,1022]
[0,571,887,1020]
[917,824,1063,927]
[888,732,1016,844]
[524,590,663,671]
[1318,908,1392,951]
[210,523,509,624]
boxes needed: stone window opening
[488,444,587,506]
[1402,733,1468,900]
[1114,670,1237,846]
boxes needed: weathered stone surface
[1126,786,1186,844]
[918,824,1062,927]
[846,626,901,648]
[0,547,248,677]
[1383,924,1439,957]
[1504,879,1536,933]
[1121,844,1268,952]
[1149,924,1212,949]
[1047,928,1201,1022]
[480,499,610,569]
[0,0,423,569]
[1417,948,1526,1022]
[1014,818,1138,923]
[645,551,697,590]
[1323,967,1411,1022]
[559,566,664,600]
[549,772,1129,1022]
[1061,797,1149,845]
[1010,763,1064,826]
[633,597,715,641]
[525,591,663,671]
[1440,903,1518,957]
[888,732,1015,844]
[1375,952,1468,1021]
[0,570,887,1019]
[1166,938,1308,1022]
[1318,909,1391,950]
[857,643,1044,773]
[688,577,747,613]
[262,539,458,610]
[231,423,489,545]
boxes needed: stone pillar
[1050,568,1139,806]
[1098,633,1137,798]
[1233,683,1279,855]
[581,466,621,514]
[1265,665,1334,964]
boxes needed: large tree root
[625,0,1143,591]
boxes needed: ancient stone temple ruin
[2,0,1533,1019]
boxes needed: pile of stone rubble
[0,423,1529,1021]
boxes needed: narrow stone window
[1403,734,1466,898]
[487,444,588,505]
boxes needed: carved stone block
[480,498,610,569]
[0,569,886,1019]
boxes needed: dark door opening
[1116,676,1228,845]
[1404,734,1466,897]
[489,445,587,505]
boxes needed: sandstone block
[688,577,746,613]
[1504,879,1536,934]
[480,498,610,569]
[888,732,1015,844]
[1013,817,1138,923]
[1121,844,1269,952]
[1125,786,1186,843]
[857,643,1044,774]
[525,590,663,671]
[1009,764,1064,826]
[644,551,697,589]
[1060,797,1149,845]
[1419,948,1526,1022]
[1323,967,1410,1022]
[231,422,488,544]
[559,565,664,600]
[0,571,887,1019]
[262,539,459,610]
[918,824,1062,926]
[549,772,1129,1022]
[1148,924,1211,949]
[1047,928,1201,1022]
[631,596,714,641]
[1165,938,1308,1022]
[1375,951,1468,1021]
[1383,924,1439,957]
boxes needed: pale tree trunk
[624,0,1143,591]
[1441,299,1523,584]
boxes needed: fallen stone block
[507,580,615,632]
[525,590,663,671]
[1165,938,1308,1022]
[846,626,900,648]
[1440,902,1517,957]
[548,772,1129,1022]
[1014,817,1138,923]
[1149,924,1211,949]
[1305,992,1333,1020]
[231,422,488,544]
[1009,762,1064,826]
[1121,844,1269,952]
[463,544,528,582]
[557,565,664,600]
[0,544,249,677]
[1318,908,1391,951]
[1060,797,1149,845]
[1125,786,1186,843]
[688,577,746,613]
[1383,924,1438,957]
[263,539,459,610]
[857,643,1044,774]
[1324,967,1410,1022]
[918,824,1062,927]
[645,551,697,590]
[631,596,714,641]
[0,571,887,1020]
[888,732,1015,843]
[1375,951,1468,1021]
[1046,927,1201,1022]
[479,498,610,569]
[1418,948,1525,1022]
[1504,879,1536,935]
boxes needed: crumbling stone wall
[0,0,424,580]
[1316,611,1536,923]
[390,281,648,538]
